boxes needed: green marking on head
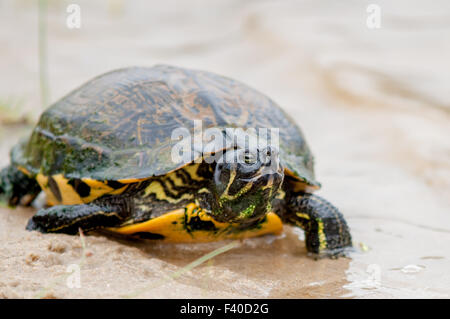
[238,204,256,219]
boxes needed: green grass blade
[122,240,240,298]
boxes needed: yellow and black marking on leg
[285,192,352,257]
[108,203,283,242]
[141,163,209,205]
[0,165,41,206]
[34,163,208,207]
[35,173,131,206]
[131,163,211,220]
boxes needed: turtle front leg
[26,196,133,234]
[283,192,352,258]
[0,165,41,206]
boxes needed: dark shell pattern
[12,65,319,187]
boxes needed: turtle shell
[12,65,320,189]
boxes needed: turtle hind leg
[0,165,41,206]
[284,192,352,258]
[26,197,133,234]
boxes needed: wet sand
[0,206,350,298]
[0,0,449,298]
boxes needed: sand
[0,0,449,298]
[0,206,350,298]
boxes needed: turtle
[0,65,352,257]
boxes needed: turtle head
[207,146,284,223]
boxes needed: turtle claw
[308,246,355,260]
[26,217,46,233]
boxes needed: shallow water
[0,0,449,298]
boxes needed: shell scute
[12,65,318,188]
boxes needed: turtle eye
[260,146,277,165]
